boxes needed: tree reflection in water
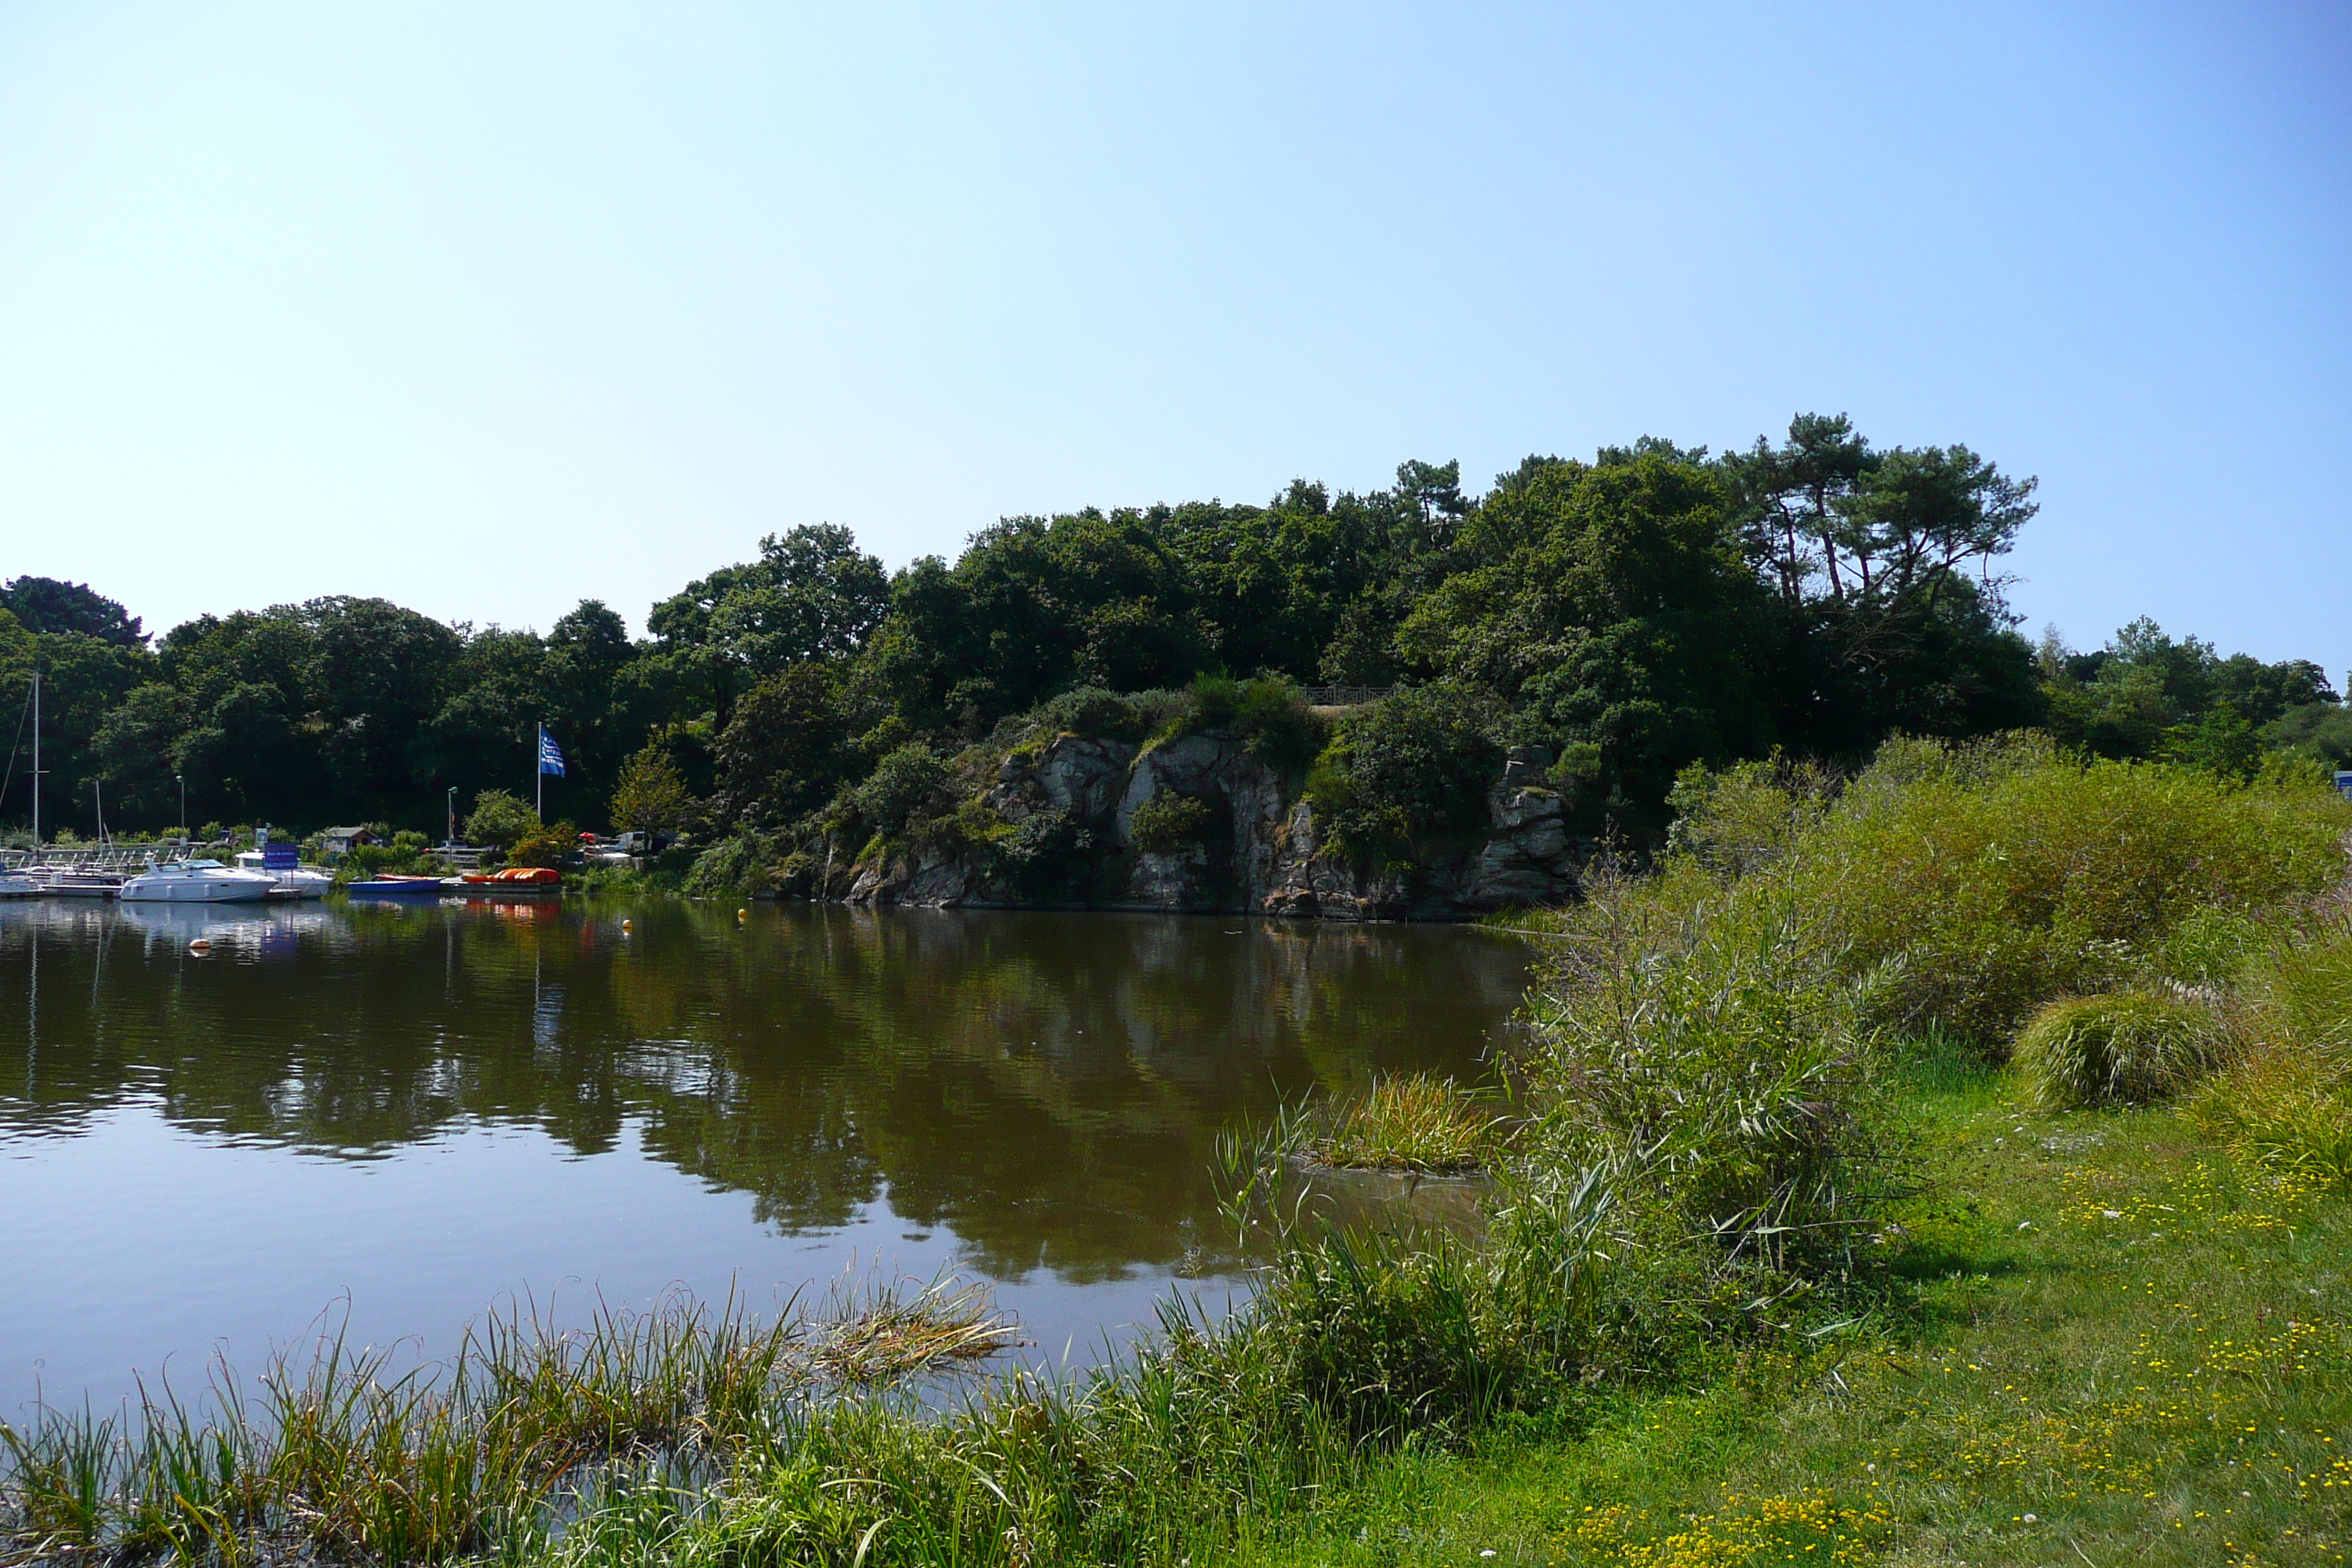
[1,900,1529,1412]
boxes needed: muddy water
[0,898,1531,1416]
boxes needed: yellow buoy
[736,908,748,920]
[620,919,633,935]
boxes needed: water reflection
[0,900,1530,1411]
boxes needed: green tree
[610,742,693,834]
[0,576,146,647]
[464,788,540,849]
[712,664,854,828]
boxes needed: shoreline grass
[1243,1073,2352,1567]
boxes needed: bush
[502,820,578,870]
[848,744,949,839]
[2191,930,2352,1180]
[1524,863,1904,1273]
[1305,686,1501,864]
[464,789,538,850]
[1030,686,1150,741]
[681,830,780,897]
[2011,990,2220,1108]
[1669,734,2352,1047]
[1186,674,1326,775]
[1128,792,1220,853]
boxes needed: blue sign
[263,842,299,871]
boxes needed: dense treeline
[4,414,2345,852]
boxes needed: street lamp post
[447,787,458,846]
[176,774,186,843]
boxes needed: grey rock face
[810,724,1582,920]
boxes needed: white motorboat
[0,868,35,899]
[118,859,278,903]
[233,849,333,899]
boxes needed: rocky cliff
[772,728,1583,921]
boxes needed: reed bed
[0,1280,1016,1567]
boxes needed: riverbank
[1245,1075,2352,1567]
[7,736,2348,1566]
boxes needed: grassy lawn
[1237,1066,2352,1567]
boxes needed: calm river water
[0,897,1530,1418]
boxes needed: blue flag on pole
[538,726,567,777]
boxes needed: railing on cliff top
[1297,686,1396,708]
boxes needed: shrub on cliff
[1184,674,1325,775]
[1305,686,1501,864]
[848,743,951,840]
[1129,792,1221,853]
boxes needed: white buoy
[620,919,633,936]
[188,938,211,955]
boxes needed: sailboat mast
[29,671,39,850]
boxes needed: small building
[320,826,377,857]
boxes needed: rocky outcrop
[788,732,1583,921]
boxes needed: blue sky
[2,2,2346,678]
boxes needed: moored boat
[448,867,565,899]
[119,859,279,903]
[344,874,447,898]
[234,849,333,899]
[29,867,125,898]
[0,868,36,899]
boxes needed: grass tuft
[2010,989,2221,1108]
[1306,1075,1504,1176]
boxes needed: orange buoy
[736,908,748,921]
[188,939,211,954]
[620,919,633,935]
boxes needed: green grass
[1302,1075,1507,1175]
[1230,1067,2352,1567]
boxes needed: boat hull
[121,878,274,903]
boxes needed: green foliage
[1305,1074,1503,1175]
[712,663,853,829]
[505,819,578,869]
[2191,930,2352,1180]
[679,829,781,898]
[1029,685,1153,740]
[1791,737,2351,1044]
[1305,686,1500,864]
[608,740,692,833]
[462,788,538,849]
[2010,990,2220,1108]
[1523,862,1903,1272]
[2040,616,2344,778]
[848,743,949,839]
[20,418,2345,864]
[0,576,146,647]
[1184,673,1326,774]
[1128,791,1220,853]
